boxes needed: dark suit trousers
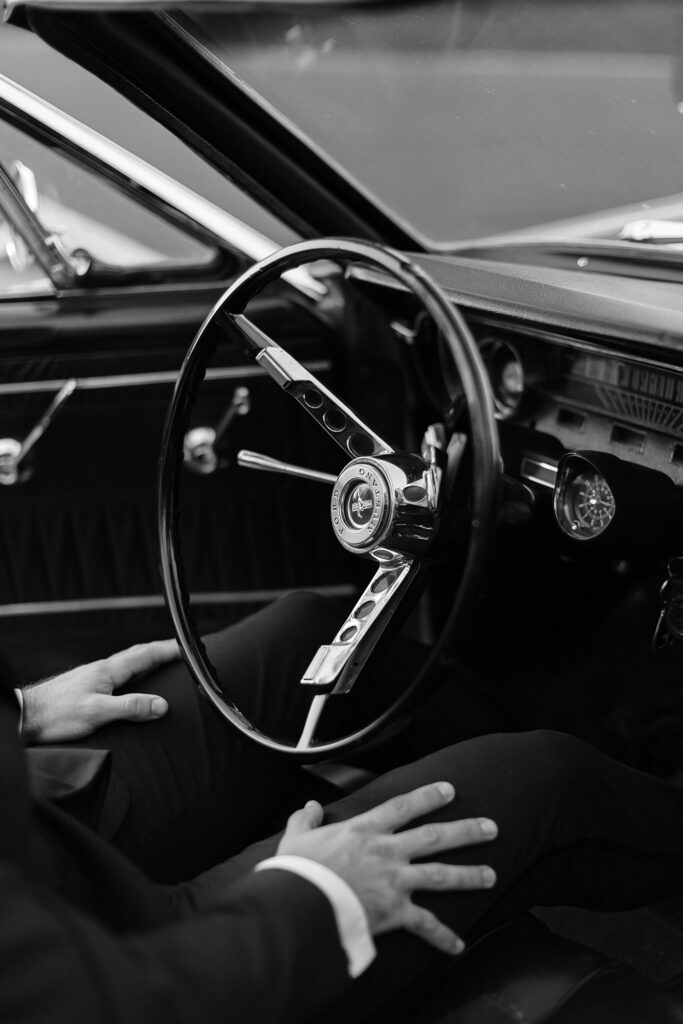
[72,590,427,881]
[63,593,683,1020]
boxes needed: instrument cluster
[474,326,683,548]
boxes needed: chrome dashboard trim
[470,314,683,377]
[0,584,356,617]
[519,456,558,489]
[474,316,683,438]
[0,360,331,396]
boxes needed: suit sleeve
[0,675,351,1023]
[0,861,350,1024]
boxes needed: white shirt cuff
[255,855,376,978]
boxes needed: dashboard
[357,251,683,550]
[473,323,683,545]
[478,326,683,482]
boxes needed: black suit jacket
[0,682,349,1024]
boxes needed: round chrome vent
[479,338,525,419]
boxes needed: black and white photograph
[2,2,683,1021]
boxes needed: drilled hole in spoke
[303,389,323,409]
[371,572,398,593]
[403,485,427,502]
[324,409,347,433]
[348,432,376,457]
[354,601,375,619]
[340,625,359,641]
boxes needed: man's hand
[277,781,497,955]
[21,640,180,744]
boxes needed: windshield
[178,0,683,248]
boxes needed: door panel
[0,286,355,681]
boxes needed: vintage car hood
[5,0,421,248]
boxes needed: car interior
[3,1,683,1021]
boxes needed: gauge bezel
[479,337,525,420]
[554,452,616,542]
[553,450,680,549]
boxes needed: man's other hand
[277,782,497,955]
[21,640,180,743]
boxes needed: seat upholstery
[387,916,683,1024]
[311,767,683,1022]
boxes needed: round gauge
[555,465,616,540]
[479,339,525,418]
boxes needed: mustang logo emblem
[345,482,377,528]
[351,496,373,515]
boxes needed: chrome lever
[237,449,337,485]
[183,386,251,475]
[0,377,77,486]
[214,386,251,445]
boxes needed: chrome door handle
[0,378,77,486]
[183,385,251,475]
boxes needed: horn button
[345,482,376,528]
[331,455,438,555]
[332,461,388,550]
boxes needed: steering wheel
[159,239,499,761]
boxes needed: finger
[355,782,456,834]
[392,817,498,859]
[401,903,464,956]
[105,640,181,689]
[89,693,169,727]
[283,800,324,838]
[397,862,496,892]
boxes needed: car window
[0,22,297,251]
[181,1,683,247]
[0,117,216,276]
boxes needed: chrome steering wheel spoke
[302,556,421,695]
[296,556,422,750]
[219,311,394,460]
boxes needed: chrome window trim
[0,360,331,396]
[0,75,325,298]
[0,73,271,258]
[0,277,55,300]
